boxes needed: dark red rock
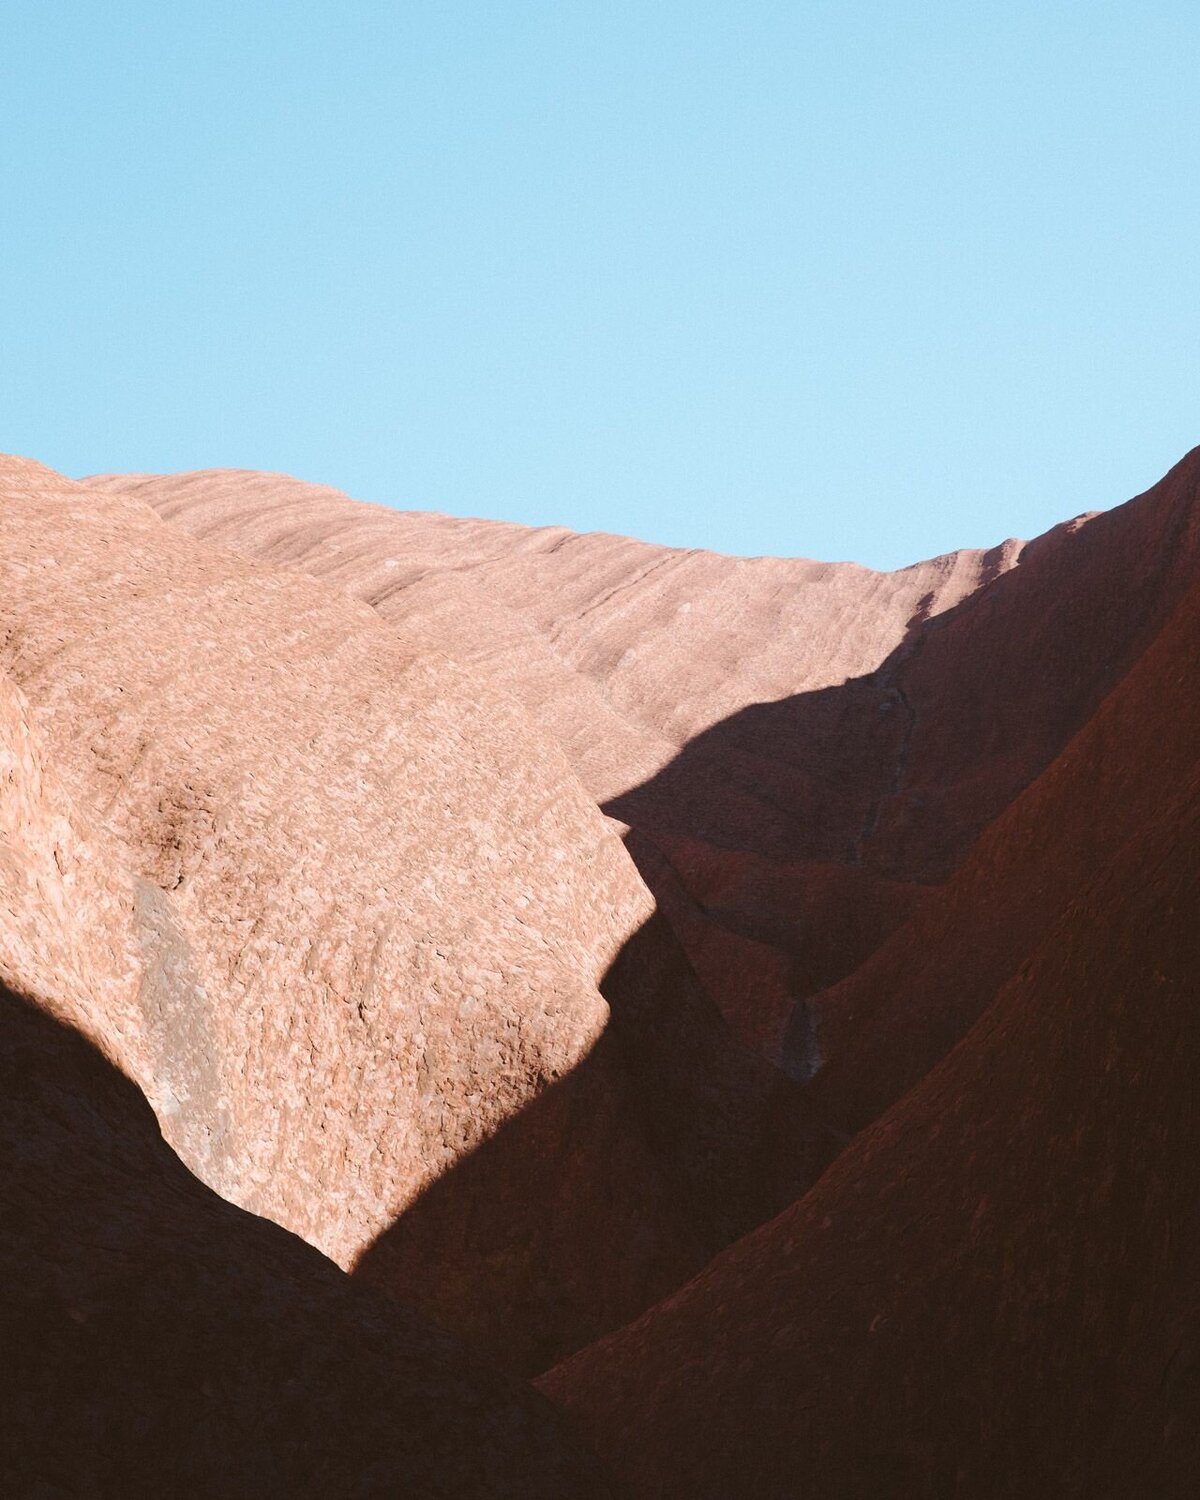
[7,443,1197,1497]
[539,572,1200,1498]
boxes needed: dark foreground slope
[0,981,617,1498]
[540,575,1200,1499]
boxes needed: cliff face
[86,465,1019,1064]
[0,588,613,1495]
[91,451,1200,1063]
[5,448,1199,1493]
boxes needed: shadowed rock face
[7,446,1200,1494]
[541,574,1200,1498]
[0,982,620,1498]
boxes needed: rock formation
[0,621,612,1495]
[4,455,798,1381]
[3,445,1197,1493]
[541,568,1200,1497]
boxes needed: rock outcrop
[2,453,786,1380]
[0,633,613,1495]
[91,453,1200,1078]
[6,444,1199,1495]
[541,570,1200,1497]
[85,466,1021,1062]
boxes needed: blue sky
[2,2,1197,567]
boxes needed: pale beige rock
[0,665,617,1493]
[87,467,1024,1066]
[2,453,727,1376]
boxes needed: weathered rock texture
[5,444,1200,1495]
[91,453,1200,1081]
[0,459,662,1375]
[0,639,613,1495]
[86,466,1024,1062]
[541,570,1200,1498]
[3,454,818,1387]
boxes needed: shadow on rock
[0,982,617,1498]
[356,452,1200,1385]
[353,910,826,1378]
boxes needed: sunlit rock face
[0,566,614,1494]
[7,446,1200,1494]
[1,455,733,1381]
[94,449,1200,1080]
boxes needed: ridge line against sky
[3,1,1198,569]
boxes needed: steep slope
[0,661,614,1496]
[791,506,1200,1137]
[89,452,1200,1075]
[540,574,1200,1498]
[82,467,1015,1065]
[0,454,807,1375]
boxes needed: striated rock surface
[0,647,614,1495]
[7,442,1200,1495]
[2,454,820,1380]
[540,571,1200,1497]
[91,453,1200,1078]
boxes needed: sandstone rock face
[8,444,1200,1495]
[91,454,1200,1076]
[86,466,1021,1063]
[541,572,1200,1498]
[0,628,613,1495]
[1,455,724,1379]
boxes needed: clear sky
[2,3,1197,568]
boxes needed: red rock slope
[90,455,1200,1075]
[0,658,613,1495]
[2,454,809,1378]
[16,446,1198,1494]
[539,571,1200,1498]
